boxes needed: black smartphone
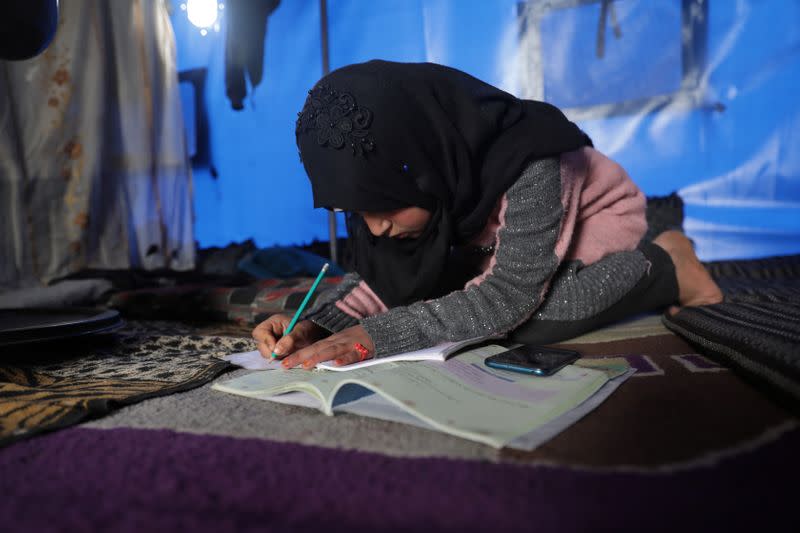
[484,345,580,376]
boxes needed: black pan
[0,308,124,347]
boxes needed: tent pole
[319,0,338,265]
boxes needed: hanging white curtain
[0,0,194,289]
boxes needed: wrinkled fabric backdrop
[0,0,194,289]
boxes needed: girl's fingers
[273,334,297,358]
[334,350,366,367]
[280,344,316,369]
[273,331,318,359]
[256,339,271,358]
[281,341,348,370]
[252,318,286,345]
[254,323,287,358]
[255,320,324,360]
[252,318,276,339]
[262,331,279,353]
[301,343,350,370]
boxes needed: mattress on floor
[664,254,800,404]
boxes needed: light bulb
[186,0,218,28]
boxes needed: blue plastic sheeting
[171,0,800,261]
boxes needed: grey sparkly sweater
[303,152,650,357]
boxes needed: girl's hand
[251,315,327,359]
[279,325,376,370]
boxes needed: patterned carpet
[2,315,798,531]
[2,253,800,531]
[0,321,252,446]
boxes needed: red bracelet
[354,342,370,361]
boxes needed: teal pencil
[271,262,330,359]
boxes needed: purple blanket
[2,426,797,532]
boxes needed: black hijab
[296,60,590,308]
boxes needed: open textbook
[222,336,486,371]
[213,344,630,449]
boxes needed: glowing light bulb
[186,0,218,28]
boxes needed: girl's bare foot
[653,230,724,315]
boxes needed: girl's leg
[652,230,724,314]
[509,232,721,345]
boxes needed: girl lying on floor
[253,60,723,369]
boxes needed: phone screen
[484,345,580,376]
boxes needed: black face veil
[296,60,590,308]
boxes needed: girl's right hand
[252,315,327,360]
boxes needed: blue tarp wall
[170,0,800,261]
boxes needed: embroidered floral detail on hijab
[296,84,376,157]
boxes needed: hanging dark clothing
[224,0,280,110]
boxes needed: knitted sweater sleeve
[300,272,362,333]
[361,158,569,356]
